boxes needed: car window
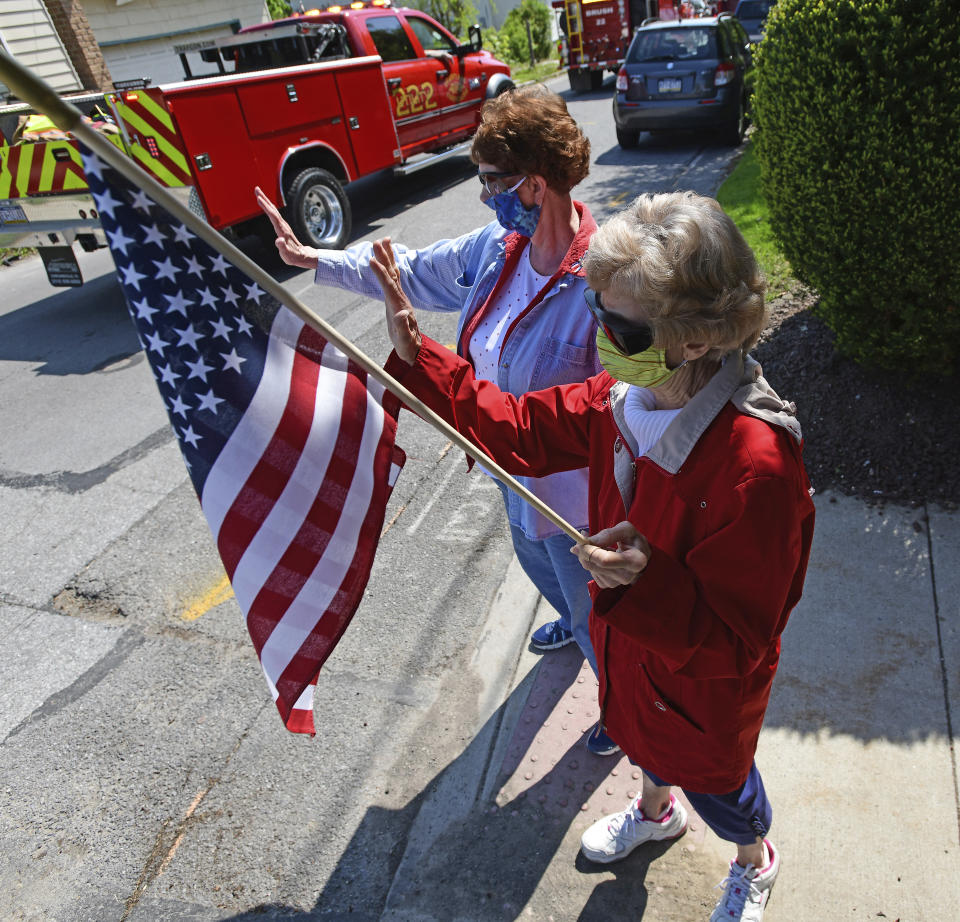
[735,0,775,18]
[627,28,718,63]
[366,15,417,62]
[405,15,456,53]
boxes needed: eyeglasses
[583,287,654,356]
[478,171,523,195]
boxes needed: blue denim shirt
[314,206,601,539]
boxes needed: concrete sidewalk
[383,490,960,921]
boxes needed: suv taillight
[714,61,736,86]
[616,67,628,92]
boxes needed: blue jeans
[507,519,598,677]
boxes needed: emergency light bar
[299,0,391,12]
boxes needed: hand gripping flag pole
[0,52,586,546]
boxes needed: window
[235,37,308,72]
[627,28,718,63]
[406,16,456,53]
[735,0,775,18]
[366,16,417,62]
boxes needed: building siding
[0,0,82,95]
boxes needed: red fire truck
[554,0,714,92]
[0,2,512,285]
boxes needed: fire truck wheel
[616,126,640,149]
[568,70,592,93]
[286,167,352,250]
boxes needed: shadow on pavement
[0,268,142,375]
[209,656,661,921]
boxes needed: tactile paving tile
[490,644,707,844]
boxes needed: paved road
[0,74,744,921]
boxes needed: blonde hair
[583,192,768,355]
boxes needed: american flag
[81,148,405,735]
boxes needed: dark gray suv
[734,0,776,43]
[612,14,753,149]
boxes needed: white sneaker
[580,793,688,864]
[710,839,780,921]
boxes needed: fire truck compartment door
[164,90,259,230]
[235,71,343,137]
[333,62,398,176]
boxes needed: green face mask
[595,328,686,388]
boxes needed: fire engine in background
[0,1,512,286]
[554,0,719,92]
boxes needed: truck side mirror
[456,24,482,56]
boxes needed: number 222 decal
[394,82,437,117]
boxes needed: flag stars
[158,363,181,387]
[120,262,147,291]
[81,152,104,179]
[130,188,153,213]
[93,187,121,219]
[184,255,205,278]
[175,323,204,351]
[197,286,218,308]
[106,225,135,256]
[153,257,179,282]
[196,389,225,414]
[132,296,158,323]
[244,282,265,304]
[182,425,202,449]
[209,317,232,341]
[220,347,246,373]
[169,393,191,418]
[236,314,253,336]
[144,329,168,354]
[164,291,194,317]
[186,355,215,382]
[209,253,230,277]
[142,223,165,248]
[172,224,194,246]
[221,285,240,307]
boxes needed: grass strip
[717,141,796,299]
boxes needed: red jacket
[387,337,815,793]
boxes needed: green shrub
[752,0,960,372]
[266,0,291,19]
[412,0,479,39]
[499,0,553,65]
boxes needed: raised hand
[254,186,319,269]
[369,237,422,365]
[571,521,651,588]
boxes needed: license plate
[658,78,682,93]
[0,204,28,224]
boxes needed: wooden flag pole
[0,53,587,545]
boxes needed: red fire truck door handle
[387,77,402,89]
[435,69,449,80]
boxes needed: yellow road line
[181,573,234,621]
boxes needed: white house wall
[0,0,82,95]
[81,0,269,86]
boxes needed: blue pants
[643,762,772,846]
[507,518,597,677]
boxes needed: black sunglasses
[583,288,654,356]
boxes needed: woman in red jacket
[370,191,815,922]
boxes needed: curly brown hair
[470,85,590,194]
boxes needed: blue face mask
[483,177,541,237]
